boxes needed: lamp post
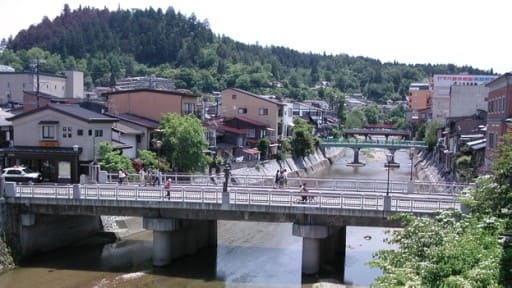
[152,139,162,186]
[407,148,415,193]
[384,153,392,211]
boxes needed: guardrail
[9,183,460,213]
[103,173,470,196]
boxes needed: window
[77,129,83,136]
[184,103,195,114]
[94,129,103,137]
[246,129,256,138]
[232,94,237,100]
[42,125,56,140]
[238,108,247,114]
[62,127,72,138]
[259,108,269,115]
[488,132,497,149]
[88,129,92,136]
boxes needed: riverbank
[0,238,14,273]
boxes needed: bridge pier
[293,224,346,276]
[143,218,217,267]
[347,148,365,167]
[384,149,400,168]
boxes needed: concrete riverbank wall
[231,147,345,178]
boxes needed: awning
[242,148,260,155]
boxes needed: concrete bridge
[0,176,467,275]
[320,138,427,166]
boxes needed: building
[104,89,200,122]
[115,76,175,91]
[485,73,512,165]
[220,88,287,142]
[2,104,118,182]
[0,70,84,105]
[407,82,432,111]
[432,74,497,124]
[449,85,489,118]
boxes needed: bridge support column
[143,218,217,267]
[293,224,328,274]
[384,149,400,168]
[320,226,347,281]
[347,148,365,167]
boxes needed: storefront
[1,146,82,183]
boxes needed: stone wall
[231,147,345,178]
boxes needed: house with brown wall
[220,88,285,142]
[104,89,200,122]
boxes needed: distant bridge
[319,138,427,166]
[343,128,411,139]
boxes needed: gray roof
[112,122,144,135]
[8,104,118,123]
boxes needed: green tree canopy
[370,212,503,287]
[159,113,209,172]
[291,118,314,158]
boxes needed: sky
[0,0,510,74]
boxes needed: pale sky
[1,0,510,74]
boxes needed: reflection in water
[0,148,411,288]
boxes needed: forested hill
[5,5,494,101]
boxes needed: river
[0,148,413,288]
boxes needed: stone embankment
[415,151,450,183]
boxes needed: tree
[345,109,367,129]
[423,121,442,151]
[257,137,270,160]
[97,141,134,173]
[291,118,314,158]
[159,113,209,172]
[370,212,503,287]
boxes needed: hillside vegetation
[3,5,494,101]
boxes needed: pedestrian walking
[139,168,146,186]
[299,183,308,202]
[164,178,172,199]
[118,169,126,185]
[274,169,280,188]
[153,169,161,186]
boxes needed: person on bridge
[299,183,308,202]
[118,169,127,185]
[274,169,280,188]
[164,178,172,199]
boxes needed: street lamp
[152,139,163,171]
[152,139,163,186]
[409,148,415,181]
[384,153,393,211]
[386,154,392,197]
[407,148,415,193]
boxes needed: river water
[0,148,413,288]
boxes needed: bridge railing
[9,182,461,213]
[101,173,468,196]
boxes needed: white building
[432,74,497,123]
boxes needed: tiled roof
[227,88,284,106]
[219,125,245,135]
[107,113,159,129]
[226,115,268,127]
[112,122,144,135]
[7,103,118,123]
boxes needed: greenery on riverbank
[0,236,14,273]
[370,136,512,287]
